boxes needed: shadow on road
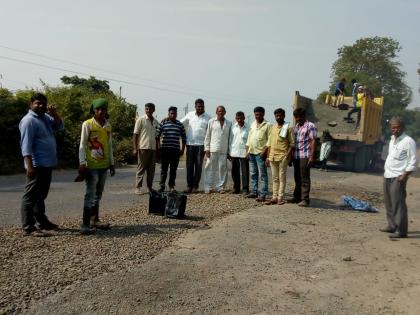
[309,198,339,210]
[91,215,207,238]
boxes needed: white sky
[0,0,419,122]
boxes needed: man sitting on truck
[345,85,365,128]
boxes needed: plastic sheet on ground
[340,195,379,213]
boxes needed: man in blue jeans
[78,98,115,235]
[19,93,64,236]
[246,107,271,202]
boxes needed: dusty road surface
[1,169,420,314]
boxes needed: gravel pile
[0,192,263,315]
[1,179,383,315]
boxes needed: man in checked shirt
[288,108,317,207]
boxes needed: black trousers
[21,167,53,230]
[231,157,249,193]
[160,147,180,189]
[186,145,205,189]
[384,178,408,235]
[293,158,311,202]
[347,107,361,125]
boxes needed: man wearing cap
[78,98,115,235]
[19,92,64,236]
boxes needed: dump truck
[293,91,384,172]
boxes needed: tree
[0,76,137,174]
[330,37,412,133]
[61,75,110,92]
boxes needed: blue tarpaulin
[340,195,379,213]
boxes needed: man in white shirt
[229,111,249,194]
[382,117,418,238]
[180,98,211,193]
[204,106,232,194]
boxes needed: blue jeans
[83,168,108,225]
[249,154,268,197]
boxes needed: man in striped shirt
[289,108,317,207]
[157,107,186,192]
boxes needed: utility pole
[183,103,189,116]
[119,86,122,99]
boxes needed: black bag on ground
[164,192,187,219]
[148,191,167,215]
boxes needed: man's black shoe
[379,227,395,233]
[256,196,266,202]
[38,221,58,230]
[286,198,301,204]
[246,193,257,198]
[23,228,51,237]
[389,233,407,239]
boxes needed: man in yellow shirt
[78,98,115,235]
[246,107,271,201]
[346,85,365,128]
[265,108,295,205]
[132,103,159,194]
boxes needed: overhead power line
[0,44,279,105]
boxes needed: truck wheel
[343,152,355,171]
[354,146,368,172]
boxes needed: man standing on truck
[333,78,346,107]
[289,108,317,207]
[381,117,418,239]
[345,85,365,128]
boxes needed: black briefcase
[164,192,187,219]
[148,191,167,215]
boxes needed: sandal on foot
[264,198,278,205]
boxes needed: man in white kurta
[204,106,232,193]
[382,117,418,238]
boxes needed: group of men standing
[132,99,317,207]
[19,93,417,240]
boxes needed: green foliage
[0,88,32,173]
[316,91,329,103]
[0,76,137,174]
[113,138,136,165]
[61,75,110,92]
[330,36,412,136]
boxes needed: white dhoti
[204,152,228,192]
[319,141,332,161]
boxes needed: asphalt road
[0,162,352,227]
